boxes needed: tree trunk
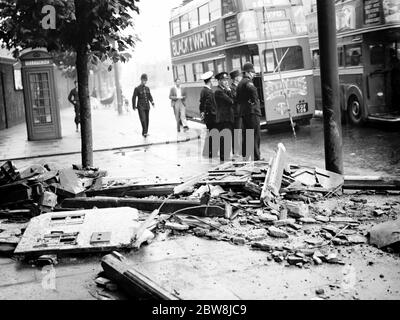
[76,47,93,167]
[74,0,93,167]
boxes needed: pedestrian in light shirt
[169,78,189,133]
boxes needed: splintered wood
[14,207,140,257]
[261,143,286,203]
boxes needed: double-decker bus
[307,0,400,125]
[169,0,315,128]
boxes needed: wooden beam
[61,197,225,217]
[261,143,286,202]
[86,184,177,197]
[343,176,400,190]
[101,251,179,300]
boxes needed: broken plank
[343,176,400,190]
[261,143,286,202]
[243,181,262,197]
[86,184,177,198]
[101,251,179,300]
[61,197,225,217]
[174,173,206,195]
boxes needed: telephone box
[20,49,62,141]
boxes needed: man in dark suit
[199,71,218,158]
[132,74,155,138]
[230,70,242,156]
[169,78,189,132]
[237,63,262,161]
[214,72,235,162]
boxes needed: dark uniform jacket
[230,82,240,118]
[214,85,235,124]
[199,86,217,117]
[68,88,80,115]
[236,76,262,117]
[132,84,153,110]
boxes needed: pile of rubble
[0,160,106,252]
[0,143,399,270]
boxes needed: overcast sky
[127,0,181,62]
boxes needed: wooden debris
[261,143,286,203]
[14,207,140,258]
[39,191,58,209]
[243,181,262,197]
[101,251,179,300]
[164,222,189,231]
[0,161,20,185]
[61,197,225,217]
[86,183,177,198]
[344,176,400,190]
[173,173,205,195]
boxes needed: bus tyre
[347,96,363,125]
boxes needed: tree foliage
[0,0,139,63]
[0,0,141,167]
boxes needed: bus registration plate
[296,102,308,114]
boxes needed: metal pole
[316,0,344,174]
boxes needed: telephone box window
[29,72,53,124]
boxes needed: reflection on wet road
[259,119,400,175]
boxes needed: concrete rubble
[0,143,399,299]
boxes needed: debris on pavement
[101,251,180,300]
[368,218,400,249]
[13,207,140,258]
[0,143,399,268]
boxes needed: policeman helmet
[229,70,240,79]
[242,62,255,73]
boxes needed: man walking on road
[68,80,80,132]
[230,70,242,157]
[237,63,262,161]
[199,71,218,158]
[132,74,155,138]
[169,78,189,133]
[215,72,235,162]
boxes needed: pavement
[0,87,204,161]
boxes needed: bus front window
[263,45,304,73]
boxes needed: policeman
[132,74,155,138]
[214,72,235,162]
[236,63,261,161]
[68,80,80,132]
[199,71,218,158]
[229,70,242,156]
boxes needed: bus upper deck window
[370,45,385,65]
[189,9,199,29]
[199,4,210,25]
[172,18,180,36]
[345,45,362,66]
[180,14,189,33]
[210,0,222,20]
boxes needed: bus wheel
[347,96,363,125]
